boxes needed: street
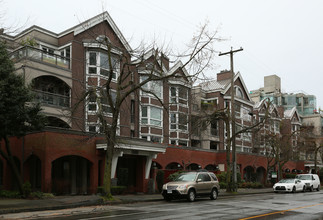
[3,191,323,220]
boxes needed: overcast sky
[2,0,323,109]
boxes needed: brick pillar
[90,160,98,194]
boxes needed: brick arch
[51,155,93,194]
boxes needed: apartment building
[0,12,306,194]
[250,74,322,172]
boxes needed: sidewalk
[0,188,273,215]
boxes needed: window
[131,100,135,123]
[169,86,188,105]
[42,46,54,55]
[235,87,244,98]
[235,103,241,118]
[178,140,188,147]
[211,121,218,136]
[100,90,116,114]
[170,112,188,131]
[141,106,162,126]
[60,47,70,58]
[210,141,218,150]
[87,90,116,114]
[140,76,162,99]
[87,51,119,79]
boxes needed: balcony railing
[33,90,70,108]
[11,46,70,69]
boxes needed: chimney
[217,70,233,81]
[160,53,169,70]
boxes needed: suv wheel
[303,186,306,192]
[187,189,196,202]
[317,185,320,191]
[163,195,172,201]
[210,188,218,200]
[310,185,314,192]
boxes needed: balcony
[11,46,70,69]
[33,90,70,108]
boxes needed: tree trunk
[103,135,114,198]
[2,136,24,195]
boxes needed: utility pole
[219,47,243,192]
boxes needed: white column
[145,153,157,179]
[111,151,123,178]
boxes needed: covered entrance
[96,137,166,193]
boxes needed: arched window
[235,86,244,99]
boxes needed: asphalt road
[5,191,323,220]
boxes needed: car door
[196,173,211,194]
[295,179,303,191]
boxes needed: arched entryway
[24,155,41,191]
[51,156,92,195]
[205,164,217,171]
[243,166,255,182]
[256,166,266,184]
[186,163,200,171]
[165,162,182,170]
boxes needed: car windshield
[296,175,311,180]
[278,179,295,183]
[174,173,197,182]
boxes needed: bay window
[87,90,116,114]
[170,112,188,131]
[141,106,162,126]
[87,51,119,80]
[170,86,188,105]
[140,76,162,99]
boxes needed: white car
[273,179,305,193]
[295,174,321,192]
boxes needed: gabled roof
[4,11,132,52]
[223,72,252,101]
[199,79,230,91]
[132,48,168,73]
[254,99,280,116]
[197,72,252,102]
[284,106,300,121]
[167,61,192,84]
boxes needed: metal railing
[11,46,70,69]
[33,90,70,108]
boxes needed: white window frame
[169,86,188,106]
[140,75,163,99]
[86,51,119,80]
[169,112,188,131]
[141,105,163,127]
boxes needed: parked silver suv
[162,171,220,202]
[295,174,321,191]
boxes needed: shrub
[219,182,227,189]
[239,182,263,188]
[111,186,126,195]
[156,170,164,193]
[23,181,32,197]
[285,173,296,179]
[167,171,184,182]
[0,190,21,198]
